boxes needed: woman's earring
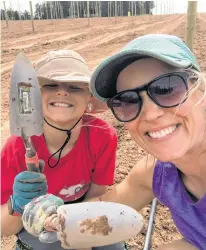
[88,103,93,112]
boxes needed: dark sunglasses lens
[111,91,141,121]
[149,74,187,107]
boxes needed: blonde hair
[173,68,206,116]
[186,68,206,104]
[145,153,156,170]
[159,60,206,108]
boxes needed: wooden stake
[55,1,58,19]
[186,0,198,51]
[134,1,137,16]
[18,0,23,30]
[46,2,49,19]
[9,0,14,20]
[149,1,152,21]
[140,1,142,15]
[50,2,54,24]
[131,1,133,16]
[70,1,73,18]
[77,1,80,18]
[3,1,9,28]
[99,1,101,17]
[29,1,35,32]
[61,5,64,19]
[87,1,90,26]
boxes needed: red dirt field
[1,14,206,249]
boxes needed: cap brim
[38,75,90,87]
[91,50,193,102]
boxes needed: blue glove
[12,164,47,214]
[22,194,64,237]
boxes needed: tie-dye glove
[22,194,64,237]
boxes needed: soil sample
[79,215,113,236]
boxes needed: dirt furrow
[1,15,183,74]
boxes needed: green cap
[91,34,200,102]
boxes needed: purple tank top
[153,161,206,250]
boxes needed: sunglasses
[107,72,190,122]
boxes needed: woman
[21,35,206,250]
[1,50,125,250]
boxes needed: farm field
[1,13,206,249]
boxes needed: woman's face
[116,58,206,162]
[41,81,91,126]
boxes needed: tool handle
[25,150,40,172]
[23,135,40,172]
[143,198,158,250]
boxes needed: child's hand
[22,194,64,237]
[12,166,47,214]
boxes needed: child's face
[116,58,206,162]
[41,81,91,125]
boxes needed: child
[1,50,125,250]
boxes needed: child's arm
[84,183,108,200]
[1,203,23,236]
[1,137,47,236]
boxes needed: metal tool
[143,198,158,250]
[39,202,144,249]
[9,52,43,172]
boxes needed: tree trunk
[3,1,9,28]
[29,1,35,31]
[186,1,198,51]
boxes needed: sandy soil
[1,14,206,249]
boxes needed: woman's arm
[1,203,23,236]
[85,155,155,211]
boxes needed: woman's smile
[146,124,180,140]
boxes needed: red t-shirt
[1,115,117,204]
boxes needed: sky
[1,0,206,14]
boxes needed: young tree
[23,10,31,20]
[1,9,6,20]
[34,3,41,19]
[6,8,14,19]
[13,10,20,20]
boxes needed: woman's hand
[22,194,64,236]
[44,213,60,231]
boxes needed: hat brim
[38,75,90,87]
[91,50,194,102]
